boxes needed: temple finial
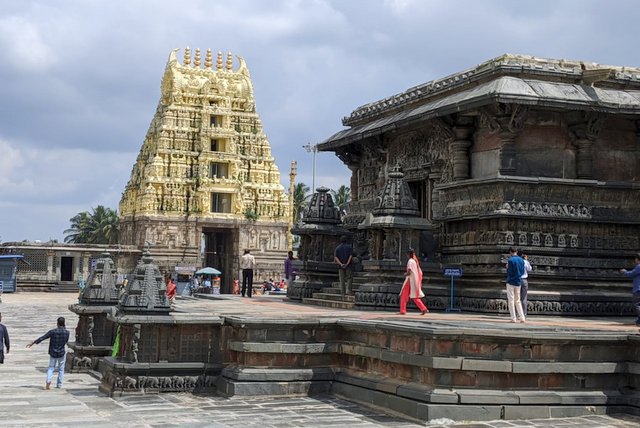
[216,51,223,70]
[226,52,233,71]
[194,48,201,67]
[183,47,191,66]
[205,48,212,69]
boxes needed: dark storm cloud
[0,0,639,242]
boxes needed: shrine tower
[119,48,289,291]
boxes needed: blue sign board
[443,267,463,277]
[442,266,462,312]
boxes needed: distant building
[118,48,290,291]
[0,242,139,291]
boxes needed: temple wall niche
[593,122,638,182]
[515,125,575,179]
[471,130,501,179]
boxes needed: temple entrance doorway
[202,228,234,293]
[60,256,74,282]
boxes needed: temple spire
[205,48,212,69]
[194,48,201,67]
[216,51,223,70]
[183,46,191,66]
[226,52,233,71]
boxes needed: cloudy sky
[0,0,638,242]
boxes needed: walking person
[26,317,70,389]
[241,249,256,298]
[334,236,353,296]
[518,250,533,317]
[505,247,526,323]
[399,249,429,315]
[284,251,295,288]
[0,312,9,364]
[620,253,640,326]
[166,276,177,306]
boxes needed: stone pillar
[451,126,473,180]
[498,131,517,175]
[348,164,359,202]
[575,138,594,179]
[46,251,55,281]
[428,168,443,220]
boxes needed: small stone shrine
[99,248,223,396]
[356,166,432,309]
[288,187,350,301]
[317,54,640,315]
[67,252,119,372]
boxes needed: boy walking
[26,317,70,389]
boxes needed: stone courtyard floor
[1,292,640,427]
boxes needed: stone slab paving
[0,292,639,427]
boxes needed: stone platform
[2,292,640,427]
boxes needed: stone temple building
[317,54,640,315]
[119,48,290,291]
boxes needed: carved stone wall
[331,107,640,314]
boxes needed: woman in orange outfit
[399,249,428,315]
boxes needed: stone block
[265,328,293,342]
[220,379,332,397]
[579,344,629,361]
[425,404,502,422]
[548,405,606,418]
[457,389,519,404]
[221,367,335,382]
[512,361,622,373]
[516,390,561,404]
[503,405,551,420]
[390,335,421,353]
[432,357,463,370]
[461,359,512,372]
[555,390,618,405]
[396,383,458,404]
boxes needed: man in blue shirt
[506,247,526,323]
[621,254,640,326]
[334,236,353,296]
[27,317,70,389]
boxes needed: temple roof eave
[358,214,432,230]
[317,76,640,152]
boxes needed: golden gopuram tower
[119,48,290,292]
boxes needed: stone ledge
[228,341,339,353]
[221,366,335,382]
[512,361,625,373]
[461,358,512,372]
[217,378,332,397]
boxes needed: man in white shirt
[240,249,256,298]
[518,250,533,317]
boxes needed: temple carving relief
[315,54,640,315]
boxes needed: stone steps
[302,297,355,310]
[313,293,355,303]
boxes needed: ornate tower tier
[118,48,290,289]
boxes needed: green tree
[331,185,351,214]
[293,182,311,223]
[64,205,119,244]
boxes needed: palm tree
[64,205,119,244]
[293,182,311,223]
[331,185,351,215]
